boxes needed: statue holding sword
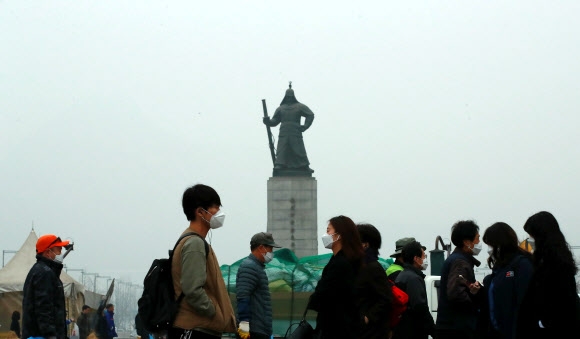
[262,82,315,177]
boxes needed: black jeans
[435,328,475,339]
[167,328,220,339]
[249,332,270,339]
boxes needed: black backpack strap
[171,232,209,304]
[169,232,209,258]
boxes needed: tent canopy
[0,230,85,295]
[0,230,102,331]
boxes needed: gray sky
[2,1,580,285]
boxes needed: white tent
[0,230,100,332]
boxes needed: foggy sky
[2,1,579,285]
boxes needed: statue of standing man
[263,83,315,176]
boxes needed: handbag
[284,306,314,339]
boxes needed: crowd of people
[16,183,580,339]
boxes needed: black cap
[250,232,281,248]
[390,237,416,258]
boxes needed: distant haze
[1,1,579,284]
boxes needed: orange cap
[36,234,70,254]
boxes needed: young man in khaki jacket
[170,184,236,339]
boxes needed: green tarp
[220,248,394,336]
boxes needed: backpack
[388,279,409,328]
[137,232,209,333]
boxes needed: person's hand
[237,321,250,339]
[364,316,369,324]
[299,125,307,132]
[262,117,270,125]
[468,281,481,294]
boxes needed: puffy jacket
[235,254,273,337]
[22,255,67,339]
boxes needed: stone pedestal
[267,176,318,259]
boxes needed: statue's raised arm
[262,82,315,177]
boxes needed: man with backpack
[387,237,416,281]
[169,184,236,339]
[392,241,435,339]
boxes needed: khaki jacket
[171,230,236,334]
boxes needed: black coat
[393,264,434,339]
[77,313,92,339]
[10,312,21,338]
[22,255,67,339]
[436,249,483,335]
[515,260,580,339]
[308,250,361,339]
[355,258,392,339]
[135,313,149,339]
[95,303,108,339]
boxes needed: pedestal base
[267,176,318,258]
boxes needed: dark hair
[357,223,382,257]
[12,310,20,320]
[523,211,577,275]
[483,222,531,269]
[401,241,425,264]
[82,305,91,311]
[451,220,480,247]
[182,184,222,221]
[106,303,114,309]
[328,215,364,265]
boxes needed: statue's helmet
[281,82,298,105]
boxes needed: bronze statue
[262,83,314,176]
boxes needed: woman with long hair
[515,211,580,338]
[480,222,533,339]
[308,215,365,339]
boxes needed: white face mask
[487,247,494,256]
[202,209,225,229]
[263,251,274,263]
[50,249,65,264]
[471,242,482,255]
[415,255,428,270]
[526,238,536,251]
[321,233,338,249]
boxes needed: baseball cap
[36,234,70,254]
[390,237,416,258]
[250,232,281,248]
